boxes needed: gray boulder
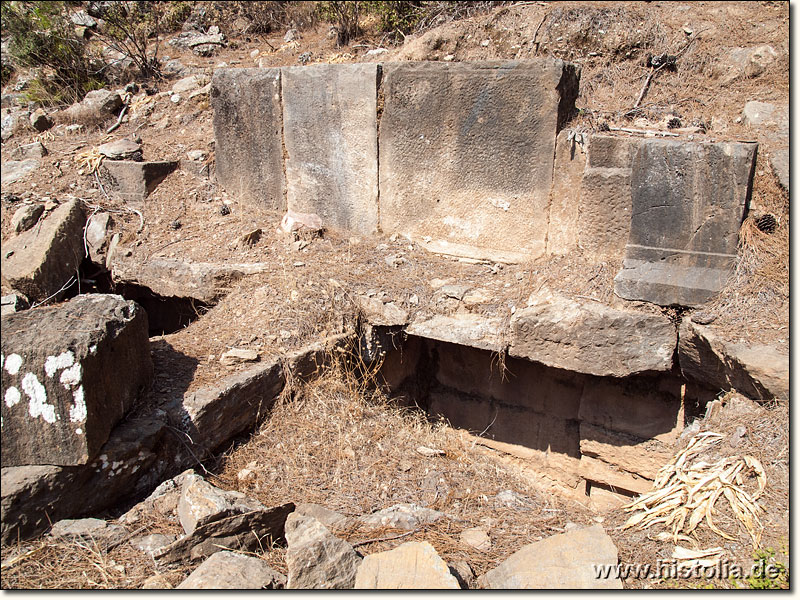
[11,203,45,233]
[1,294,152,466]
[177,472,265,535]
[355,541,460,589]
[1,159,42,185]
[285,513,361,589]
[8,141,48,161]
[99,160,177,202]
[479,525,622,589]
[178,551,286,589]
[360,503,444,531]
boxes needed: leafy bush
[1,0,105,105]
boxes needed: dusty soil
[0,0,789,590]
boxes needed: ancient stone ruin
[1,56,788,589]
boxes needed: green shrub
[1,0,104,105]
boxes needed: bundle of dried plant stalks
[622,430,767,563]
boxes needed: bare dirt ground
[0,0,789,590]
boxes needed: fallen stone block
[62,89,123,123]
[177,551,286,589]
[130,533,177,556]
[1,294,152,467]
[614,140,757,306]
[355,541,461,589]
[29,108,53,132]
[99,160,177,202]
[294,503,348,529]
[1,199,86,303]
[178,472,265,535]
[111,256,271,304]
[286,513,362,589]
[211,68,285,210]
[678,320,788,401]
[85,212,112,263]
[1,159,42,185]
[359,503,444,531]
[98,139,142,161]
[479,525,622,589]
[155,503,295,564]
[49,517,128,549]
[171,359,285,456]
[380,59,580,263]
[8,141,48,161]
[282,63,379,235]
[509,291,676,377]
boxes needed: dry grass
[209,352,593,584]
[607,393,789,589]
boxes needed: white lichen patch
[69,386,87,423]
[4,386,21,408]
[76,428,83,435]
[22,372,57,424]
[89,344,98,355]
[60,363,82,389]
[5,354,23,376]
[45,351,75,378]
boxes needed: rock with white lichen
[1,294,152,467]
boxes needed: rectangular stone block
[576,167,632,261]
[211,68,285,210]
[546,130,586,255]
[1,294,152,467]
[100,160,177,203]
[282,63,379,234]
[380,60,579,262]
[614,140,757,306]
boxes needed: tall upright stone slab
[282,63,379,234]
[380,60,579,263]
[211,68,285,210]
[614,140,757,306]
[1,294,152,467]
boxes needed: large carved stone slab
[282,63,379,234]
[509,291,676,377]
[380,60,579,263]
[1,294,152,467]
[211,68,285,210]
[614,140,757,306]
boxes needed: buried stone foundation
[377,335,686,508]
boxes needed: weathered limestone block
[172,360,285,456]
[509,291,676,377]
[576,167,632,261]
[380,60,579,263]
[1,159,42,185]
[479,525,622,589]
[1,294,152,467]
[8,141,48,161]
[111,256,272,303]
[407,314,505,353]
[360,503,444,531]
[614,140,757,306]
[1,199,86,303]
[546,130,587,255]
[211,68,285,209]
[178,551,286,589]
[578,454,652,495]
[678,320,789,401]
[99,160,177,202]
[282,64,379,234]
[178,473,265,535]
[285,513,362,589]
[355,541,460,589]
